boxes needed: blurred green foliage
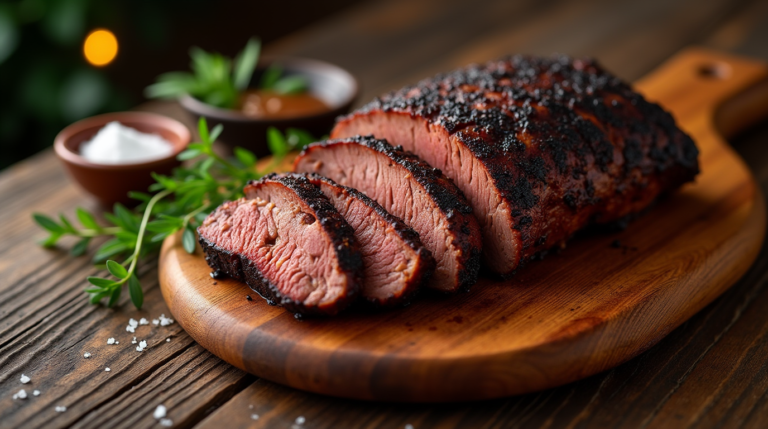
[0,0,131,170]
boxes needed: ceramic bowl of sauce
[179,57,358,156]
[54,112,190,206]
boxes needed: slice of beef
[294,136,482,293]
[304,173,434,306]
[331,55,699,276]
[197,173,362,316]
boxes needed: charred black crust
[198,175,363,317]
[297,137,482,292]
[303,173,436,306]
[337,54,699,266]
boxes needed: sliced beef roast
[332,55,699,276]
[294,136,482,293]
[197,174,362,316]
[304,173,435,306]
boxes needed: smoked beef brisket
[332,55,699,276]
[305,173,434,306]
[198,174,362,316]
[294,136,482,293]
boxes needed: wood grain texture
[158,48,768,402]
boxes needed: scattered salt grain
[79,121,173,164]
[139,318,149,325]
[20,374,30,384]
[136,340,148,352]
[33,390,40,396]
[129,318,139,328]
[55,406,67,412]
[84,352,91,358]
[166,338,171,342]
[126,325,136,333]
[105,367,111,372]
[107,338,116,345]
[153,404,167,419]
[132,337,137,344]
[13,389,27,400]
[159,418,173,427]
[251,414,259,420]
[295,416,306,425]
[158,314,175,326]
[152,319,160,326]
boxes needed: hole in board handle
[698,62,731,80]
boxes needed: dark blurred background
[0,0,362,170]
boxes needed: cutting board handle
[635,47,768,139]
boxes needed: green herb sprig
[145,38,308,108]
[33,119,315,309]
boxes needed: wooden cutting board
[159,48,768,402]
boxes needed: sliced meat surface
[198,173,362,316]
[304,173,434,306]
[294,136,482,293]
[332,55,699,276]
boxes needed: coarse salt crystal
[84,352,91,358]
[152,319,160,326]
[166,338,171,342]
[139,318,149,325]
[107,338,116,345]
[55,406,67,412]
[154,405,167,419]
[295,416,305,425]
[158,314,174,326]
[126,325,136,333]
[105,367,111,372]
[159,418,173,427]
[129,318,139,328]
[20,374,30,384]
[79,121,173,165]
[132,337,137,344]
[33,390,40,396]
[251,414,259,420]
[136,340,148,352]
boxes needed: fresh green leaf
[84,287,104,294]
[273,75,308,95]
[129,191,152,202]
[106,260,129,279]
[33,213,64,233]
[76,207,100,230]
[59,214,77,233]
[260,63,282,89]
[182,226,196,254]
[286,128,315,149]
[233,38,261,90]
[209,124,224,143]
[267,127,289,157]
[177,149,202,161]
[87,276,117,288]
[128,275,143,309]
[71,237,90,256]
[114,204,140,232]
[94,238,130,262]
[107,286,122,307]
[40,233,62,248]
[234,147,256,167]
[198,117,210,143]
[90,289,111,305]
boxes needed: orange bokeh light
[83,29,118,67]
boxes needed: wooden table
[3,0,768,427]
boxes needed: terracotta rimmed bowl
[180,57,358,156]
[54,112,191,207]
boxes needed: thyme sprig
[33,118,314,309]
